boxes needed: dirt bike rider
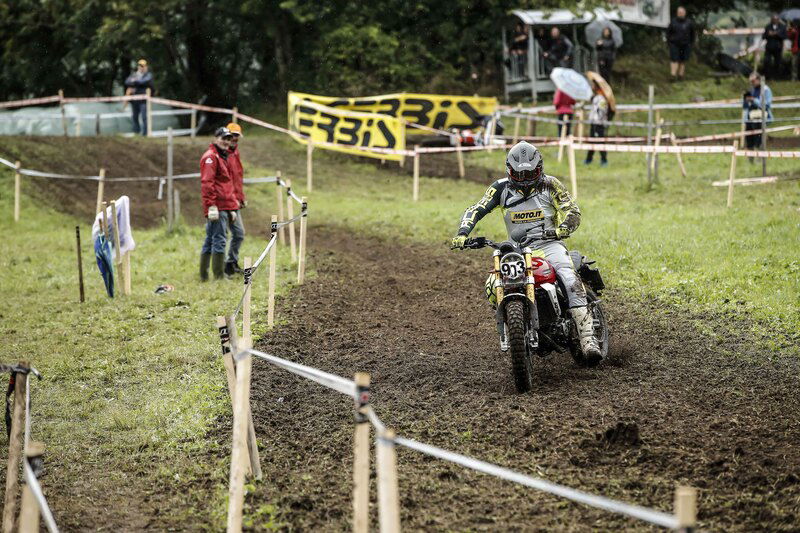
[451,141,602,363]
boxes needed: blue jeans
[201,213,230,254]
[227,210,245,264]
[131,101,147,136]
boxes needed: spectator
[666,7,695,81]
[508,23,529,76]
[584,81,610,167]
[788,20,800,81]
[534,27,553,56]
[224,122,246,277]
[742,73,773,160]
[762,14,788,79]
[553,89,575,137]
[595,27,616,82]
[543,27,573,72]
[124,59,154,136]
[199,127,239,281]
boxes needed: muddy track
[251,226,800,532]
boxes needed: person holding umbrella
[549,67,593,138]
[583,73,615,167]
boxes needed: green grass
[0,170,300,528]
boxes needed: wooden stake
[76,226,85,303]
[123,251,132,295]
[146,88,153,137]
[297,198,308,285]
[242,256,252,339]
[646,84,655,189]
[167,127,174,231]
[306,142,314,193]
[275,171,286,244]
[217,316,237,409]
[455,139,465,179]
[18,443,44,533]
[286,179,297,262]
[13,161,21,222]
[557,117,568,162]
[268,216,277,329]
[190,108,197,137]
[512,115,521,144]
[102,201,110,241]
[59,89,67,136]
[671,133,687,177]
[576,107,585,141]
[227,336,252,533]
[727,140,738,208]
[413,146,420,202]
[675,486,697,531]
[377,428,401,533]
[352,373,371,533]
[95,113,101,136]
[650,115,663,176]
[96,168,106,215]
[75,111,82,137]
[3,365,28,533]
[111,200,124,291]
[567,136,578,199]
[232,106,238,124]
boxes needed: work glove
[240,200,247,209]
[451,235,468,249]
[230,211,238,223]
[207,205,219,221]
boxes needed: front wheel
[506,299,533,393]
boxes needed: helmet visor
[509,166,541,183]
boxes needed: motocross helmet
[506,141,543,196]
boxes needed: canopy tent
[512,3,670,29]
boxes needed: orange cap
[226,123,243,137]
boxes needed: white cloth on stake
[92,195,136,255]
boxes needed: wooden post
[727,140,738,208]
[75,110,82,137]
[217,316,237,409]
[18,443,44,533]
[455,139,465,179]
[190,108,197,138]
[567,136,578,199]
[297,198,308,285]
[3,365,28,533]
[96,168,106,215]
[412,146,420,202]
[674,486,697,532]
[760,76,767,177]
[242,256,252,339]
[14,161,21,222]
[512,115,521,144]
[352,373,371,533]
[145,88,153,137]
[232,106,238,124]
[111,201,123,292]
[227,335,252,533]
[650,116,663,181]
[286,179,297,262]
[557,117,568,162]
[576,107,585,141]
[102,201,110,241]
[276,171,286,244]
[95,113,101,136]
[167,127,174,231]
[671,133,687,177]
[377,428,401,533]
[76,226,85,303]
[268,217,277,328]
[59,89,67,136]
[306,141,314,193]
[646,84,655,189]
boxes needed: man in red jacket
[224,122,246,276]
[200,127,239,281]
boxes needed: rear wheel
[506,299,533,393]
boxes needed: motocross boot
[570,306,602,365]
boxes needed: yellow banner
[288,93,406,161]
[289,91,498,133]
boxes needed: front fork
[494,252,539,351]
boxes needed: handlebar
[461,230,565,250]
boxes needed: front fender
[498,292,538,331]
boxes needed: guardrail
[1,362,59,533]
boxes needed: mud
[251,226,800,531]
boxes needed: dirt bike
[460,234,608,393]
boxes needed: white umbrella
[549,68,593,101]
[585,18,623,48]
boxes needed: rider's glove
[451,235,468,249]
[556,226,571,239]
[207,205,219,221]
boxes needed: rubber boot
[199,253,211,282]
[570,306,602,365]
[211,253,226,280]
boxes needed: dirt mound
[251,226,800,531]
